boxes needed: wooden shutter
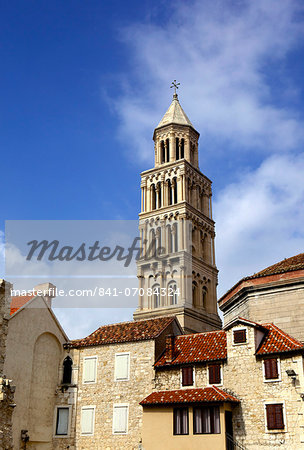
[83,357,97,383]
[264,359,279,380]
[233,329,246,344]
[182,367,193,386]
[113,405,128,433]
[266,404,284,430]
[81,407,94,434]
[209,364,221,384]
[115,354,129,380]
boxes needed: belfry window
[151,184,156,210]
[176,138,180,160]
[166,138,170,162]
[152,284,160,308]
[173,177,178,204]
[161,141,165,163]
[167,180,172,205]
[181,139,184,158]
[192,281,198,307]
[62,356,73,384]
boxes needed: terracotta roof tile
[155,330,227,367]
[10,295,34,315]
[257,323,304,355]
[248,253,304,279]
[140,386,239,406]
[71,316,176,348]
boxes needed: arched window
[167,225,173,254]
[167,179,172,205]
[173,177,178,204]
[157,182,162,208]
[181,139,185,159]
[161,141,165,163]
[166,138,170,162]
[202,287,207,309]
[149,228,156,257]
[152,284,160,308]
[176,138,180,160]
[62,356,73,384]
[168,281,178,305]
[192,281,198,307]
[151,184,156,210]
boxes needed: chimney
[165,334,175,363]
[33,282,56,308]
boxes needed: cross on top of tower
[170,80,180,97]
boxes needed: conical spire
[155,93,194,130]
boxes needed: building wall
[0,280,14,450]
[73,339,156,450]
[152,325,304,449]
[141,405,227,450]
[220,277,304,342]
[4,297,67,449]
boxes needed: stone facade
[134,93,221,334]
[141,320,304,449]
[0,279,14,450]
[219,266,304,342]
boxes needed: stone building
[52,316,182,449]
[134,89,221,333]
[218,252,304,342]
[4,283,68,449]
[0,279,14,450]
[140,317,304,449]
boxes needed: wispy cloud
[215,153,304,296]
[113,0,304,162]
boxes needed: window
[83,356,97,383]
[62,356,73,384]
[208,364,221,385]
[264,359,279,381]
[181,367,193,386]
[265,403,285,430]
[173,407,189,435]
[233,329,247,344]
[81,406,95,435]
[55,407,69,436]
[152,284,160,308]
[193,406,220,434]
[113,404,128,434]
[115,353,130,381]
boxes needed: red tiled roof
[257,323,304,355]
[71,316,176,348]
[155,330,227,367]
[10,295,34,315]
[249,253,304,279]
[219,253,304,306]
[140,386,239,406]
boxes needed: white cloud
[215,153,304,296]
[113,0,304,162]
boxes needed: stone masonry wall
[0,280,14,450]
[154,325,304,449]
[74,339,156,450]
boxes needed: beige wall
[4,297,67,449]
[141,406,227,450]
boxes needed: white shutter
[81,407,95,435]
[56,408,69,435]
[83,357,97,383]
[115,354,129,380]
[113,405,128,433]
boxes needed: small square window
[266,403,284,430]
[264,359,279,381]
[233,329,246,344]
[208,364,221,385]
[181,367,193,386]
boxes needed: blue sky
[1,0,304,338]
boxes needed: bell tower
[133,83,222,333]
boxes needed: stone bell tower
[133,83,222,333]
